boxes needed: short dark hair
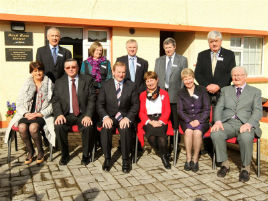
[144,71,158,81]
[64,58,78,68]
[112,61,126,71]
[29,61,45,73]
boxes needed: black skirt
[18,117,46,128]
[144,115,168,138]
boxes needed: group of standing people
[5,27,262,182]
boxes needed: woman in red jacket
[137,71,173,169]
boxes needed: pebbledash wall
[0,0,268,160]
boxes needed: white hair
[207,31,222,41]
[47,27,61,36]
[231,66,248,76]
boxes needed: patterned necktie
[236,87,242,98]
[165,57,172,86]
[116,83,121,106]
[72,79,80,116]
[52,47,57,64]
[211,52,217,76]
[129,57,136,82]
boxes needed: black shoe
[102,159,111,172]
[161,154,171,169]
[191,162,199,173]
[184,161,192,171]
[217,166,230,177]
[81,155,91,166]
[59,155,70,166]
[122,159,131,173]
[239,170,250,182]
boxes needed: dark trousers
[101,118,133,160]
[55,113,94,158]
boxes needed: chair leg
[49,143,53,161]
[91,143,95,162]
[134,135,138,163]
[257,138,260,177]
[212,146,216,170]
[173,130,178,166]
[14,131,18,151]
[7,134,12,163]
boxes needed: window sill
[246,77,268,83]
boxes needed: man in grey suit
[211,66,262,182]
[154,37,188,145]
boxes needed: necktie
[165,57,172,87]
[236,87,242,98]
[129,57,136,82]
[52,47,57,64]
[72,79,80,116]
[211,52,217,76]
[116,83,121,106]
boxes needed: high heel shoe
[24,152,35,165]
[36,156,44,164]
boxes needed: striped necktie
[116,83,121,106]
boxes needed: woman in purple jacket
[177,68,210,172]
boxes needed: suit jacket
[97,78,139,122]
[214,84,262,137]
[116,55,148,94]
[137,89,173,147]
[154,54,188,103]
[36,45,72,83]
[52,74,96,118]
[195,47,236,89]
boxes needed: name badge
[161,95,165,100]
[136,63,141,67]
[172,64,178,67]
[58,53,63,57]
[217,57,223,61]
[101,65,106,69]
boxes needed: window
[230,37,263,76]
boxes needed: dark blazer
[195,47,236,89]
[154,54,188,103]
[214,84,262,137]
[97,78,139,122]
[177,85,211,125]
[116,55,148,94]
[52,74,96,118]
[36,45,72,83]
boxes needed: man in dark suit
[116,39,148,94]
[97,61,139,173]
[195,31,236,156]
[36,27,72,83]
[211,66,262,182]
[154,37,188,147]
[52,59,96,166]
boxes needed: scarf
[146,86,160,101]
[87,56,106,83]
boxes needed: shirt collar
[49,44,59,51]
[68,74,79,82]
[114,78,124,85]
[166,53,175,60]
[236,83,246,90]
[128,55,137,60]
[211,48,221,55]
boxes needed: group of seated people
[5,44,262,182]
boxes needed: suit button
[191,104,194,107]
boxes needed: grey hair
[207,31,222,41]
[47,27,61,36]
[231,66,248,76]
[163,37,176,47]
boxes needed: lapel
[56,46,64,65]
[230,85,238,103]
[110,79,118,105]
[123,56,131,80]
[62,75,70,109]
[119,79,128,105]
[77,75,85,102]
[205,50,213,76]
[237,85,249,108]
[135,57,143,80]
[170,54,179,78]
[214,48,224,75]
[46,45,55,67]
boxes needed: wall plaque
[5,48,33,62]
[5,31,33,46]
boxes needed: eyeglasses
[65,66,77,70]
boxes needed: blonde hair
[88,41,103,57]
[181,68,195,80]
[126,39,138,47]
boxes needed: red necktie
[72,79,80,116]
